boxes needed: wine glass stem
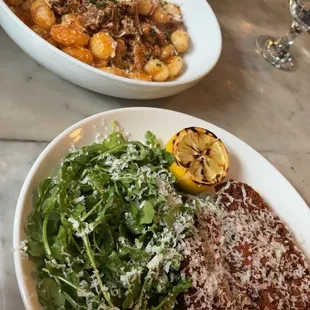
[275,22,303,54]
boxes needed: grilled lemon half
[166,127,229,194]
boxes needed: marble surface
[1,0,310,308]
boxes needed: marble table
[1,0,310,308]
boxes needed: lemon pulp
[166,127,229,194]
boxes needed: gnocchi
[160,44,174,60]
[137,0,152,16]
[89,32,117,60]
[50,24,89,46]
[62,47,93,65]
[171,29,189,53]
[144,59,169,82]
[32,24,58,46]
[151,7,170,24]
[162,3,182,21]
[31,0,55,30]
[166,56,184,79]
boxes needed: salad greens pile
[23,128,196,310]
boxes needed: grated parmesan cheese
[19,240,28,257]
[74,195,85,204]
[68,217,80,230]
[75,222,94,237]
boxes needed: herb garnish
[145,52,152,60]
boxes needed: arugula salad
[23,129,197,310]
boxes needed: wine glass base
[256,35,296,71]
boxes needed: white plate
[13,107,310,309]
[0,0,221,99]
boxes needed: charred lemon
[166,127,229,194]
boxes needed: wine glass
[256,0,310,71]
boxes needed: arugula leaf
[151,279,192,310]
[122,277,142,309]
[50,225,67,261]
[118,244,151,263]
[104,251,125,275]
[36,178,56,212]
[93,224,115,256]
[37,278,66,310]
[103,132,126,149]
[163,149,175,165]
[172,278,192,294]
[139,201,155,225]
[27,240,45,258]
[25,210,43,242]
[145,131,156,145]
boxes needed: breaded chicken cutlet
[180,180,310,309]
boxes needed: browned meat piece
[156,20,182,35]
[78,0,140,34]
[46,0,118,33]
[118,0,137,15]
[46,0,85,15]
[181,180,310,309]
[46,0,65,14]
[143,42,160,58]
[141,21,168,46]
[141,22,154,42]
[80,3,115,32]
[132,42,148,71]
[118,0,140,36]
[111,39,128,69]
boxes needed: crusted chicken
[181,181,310,309]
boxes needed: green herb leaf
[37,278,66,310]
[122,277,142,309]
[145,131,156,145]
[139,201,155,225]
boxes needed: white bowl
[0,0,222,99]
[13,108,310,309]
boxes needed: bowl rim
[0,0,222,87]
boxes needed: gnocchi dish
[7,0,190,82]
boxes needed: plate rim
[13,107,310,309]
